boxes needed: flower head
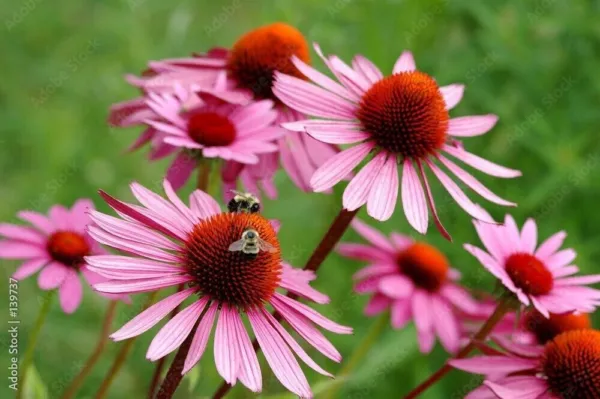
[465,215,600,316]
[0,200,125,313]
[88,181,351,397]
[274,46,521,239]
[451,329,600,398]
[338,219,480,353]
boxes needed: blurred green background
[1,0,600,397]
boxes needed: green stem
[17,290,55,399]
[324,313,389,399]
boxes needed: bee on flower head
[228,228,277,256]
[227,190,260,214]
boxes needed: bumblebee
[228,229,277,255]
[227,190,260,214]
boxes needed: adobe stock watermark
[7,278,20,391]
[204,0,242,37]
[31,39,100,107]
[5,0,43,32]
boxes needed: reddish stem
[403,298,512,398]
[211,207,359,399]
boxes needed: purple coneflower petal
[13,258,48,280]
[343,153,386,212]
[351,218,395,253]
[38,262,68,289]
[442,145,521,178]
[367,155,399,221]
[401,160,428,234]
[545,249,576,270]
[166,152,197,191]
[214,304,241,386]
[450,356,538,376]
[18,211,55,235]
[352,55,383,84]
[378,275,413,299]
[431,296,460,353]
[310,142,374,192]
[0,223,46,244]
[189,190,221,220]
[49,205,70,231]
[520,218,538,254]
[365,294,392,316]
[229,309,262,392]
[483,377,548,399]
[447,115,498,137]
[439,84,465,110]
[183,301,218,374]
[391,300,412,329]
[535,231,567,260]
[95,275,193,294]
[0,241,47,259]
[392,51,416,73]
[59,270,83,314]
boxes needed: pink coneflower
[273,46,521,239]
[451,329,600,398]
[0,200,123,313]
[87,181,351,397]
[143,83,284,190]
[139,22,341,195]
[338,219,479,353]
[465,215,600,316]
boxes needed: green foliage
[1,0,599,398]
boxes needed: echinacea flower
[451,329,600,398]
[87,181,351,397]
[465,215,600,316]
[338,219,479,353]
[140,22,341,195]
[143,82,284,190]
[0,200,125,313]
[274,46,521,239]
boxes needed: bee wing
[257,237,278,253]
[228,238,246,252]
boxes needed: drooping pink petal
[166,152,197,192]
[555,274,600,286]
[112,288,195,341]
[391,300,412,329]
[401,159,428,234]
[450,356,538,376]
[0,224,46,244]
[59,270,83,314]
[392,51,416,73]
[350,218,396,253]
[94,275,193,294]
[447,115,498,137]
[417,161,451,241]
[439,84,465,110]
[147,299,208,361]
[305,126,369,145]
[364,293,393,316]
[13,258,48,280]
[440,284,480,314]
[342,153,386,212]
[352,55,383,84]
[367,155,399,221]
[484,376,548,399]
[229,309,262,392]
[378,275,413,299]
[337,244,394,263]
[352,263,396,280]
[310,142,374,192]
[247,309,312,398]
[289,55,357,101]
[431,296,460,353]
[0,241,47,259]
[443,145,522,178]
[38,262,68,289]
[189,189,222,220]
[214,304,241,386]
[411,291,435,352]
[183,301,218,374]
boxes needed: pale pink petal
[427,161,495,223]
[38,262,68,289]
[431,296,460,353]
[356,265,395,281]
[0,241,47,259]
[112,288,195,341]
[439,84,465,110]
[281,119,361,133]
[69,199,95,232]
[270,293,352,334]
[378,275,413,299]
[450,356,538,376]
[389,232,412,250]
[305,127,369,144]
[163,136,202,149]
[411,291,434,352]
[85,255,183,280]
[391,300,412,329]
[367,155,399,221]
[228,310,262,392]
[247,309,311,398]
[313,43,363,100]
[329,55,370,94]
[0,224,46,244]
[49,205,70,231]
[440,285,480,314]
[402,160,428,234]
[13,258,48,280]
[443,144,522,178]
[437,155,516,206]
[279,271,329,305]
[337,244,393,263]
[484,377,548,399]
[463,244,512,284]
[492,336,544,358]
[182,302,218,374]
[392,51,416,73]
[520,219,538,254]
[130,182,191,235]
[352,55,383,84]
[189,190,221,220]
[311,142,374,192]
[447,115,498,137]
[166,152,197,191]
[551,265,579,278]
[365,293,392,316]
[17,211,55,235]
[162,180,195,223]
[351,218,396,253]
[545,249,576,270]
[273,72,357,120]
[289,55,356,101]
[555,274,600,286]
[59,270,83,313]
[342,153,386,211]
[94,275,193,294]
[261,308,332,377]
[535,231,567,260]
[147,299,207,361]
[214,304,241,385]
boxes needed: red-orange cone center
[46,231,90,267]
[505,253,554,296]
[397,242,449,292]
[187,112,236,147]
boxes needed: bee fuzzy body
[228,191,260,214]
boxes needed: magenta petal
[183,301,218,374]
[535,231,567,260]
[443,145,521,178]
[378,275,413,299]
[0,241,47,259]
[13,258,48,280]
[450,356,538,376]
[18,211,55,235]
[59,270,83,314]
[431,296,460,353]
[166,152,196,191]
[401,160,428,234]
[229,309,262,392]
[0,224,46,244]
[367,155,399,221]
[214,304,241,386]
[392,51,416,73]
[391,300,412,329]
[38,262,68,289]
[447,115,498,137]
[350,218,396,253]
[94,275,193,294]
[310,142,374,192]
[484,377,548,399]
[342,153,386,212]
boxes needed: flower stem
[156,306,210,399]
[403,297,513,399]
[211,207,360,399]
[148,161,212,397]
[95,292,159,399]
[16,290,55,399]
[61,301,118,399]
[324,313,388,399]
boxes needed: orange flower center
[523,310,592,344]
[187,112,236,147]
[356,71,449,158]
[184,212,282,309]
[397,242,449,292]
[46,231,90,267]
[505,253,554,296]
[542,329,600,398]
[226,22,310,101]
